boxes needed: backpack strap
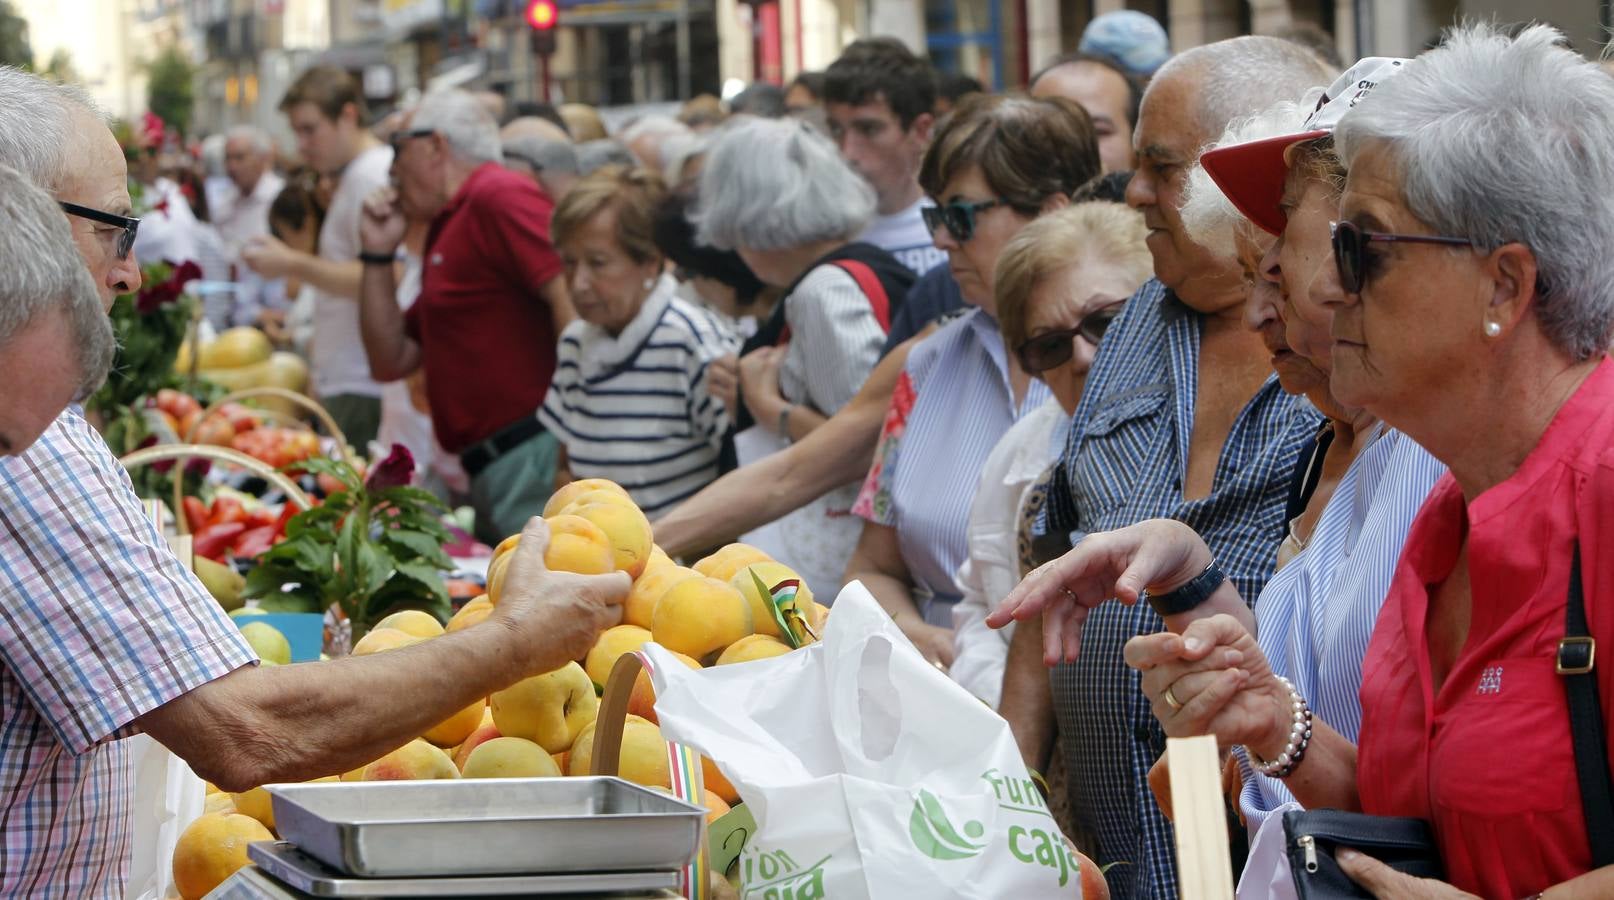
[832,259,892,333]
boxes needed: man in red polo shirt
[358,89,574,542]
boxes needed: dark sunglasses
[1016,300,1127,373]
[922,198,1007,243]
[388,128,437,153]
[1330,220,1473,294]
[60,201,140,260]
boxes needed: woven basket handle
[119,444,314,536]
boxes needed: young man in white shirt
[822,39,947,276]
[242,66,391,449]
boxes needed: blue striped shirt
[1046,280,1314,900]
[1234,427,1445,833]
[540,278,740,518]
[855,309,1050,618]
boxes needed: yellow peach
[373,609,445,638]
[564,501,654,578]
[729,561,815,639]
[583,624,652,686]
[715,634,793,666]
[651,577,754,663]
[624,565,699,629]
[541,514,617,577]
[543,479,631,518]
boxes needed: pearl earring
[643,278,655,290]
[1484,320,1502,337]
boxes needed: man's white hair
[225,124,274,156]
[0,164,113,399]
[1150,36,1337,143]
[411,89,503,165]
[692,117,874,252]
[1179,87,1324,258]
[1335,23,1614,361]
[618,114,691,168]
[0,66,103,191]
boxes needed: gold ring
[1163,683,1184,712]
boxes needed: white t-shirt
[310,144,392,399]
[858,198,947,275]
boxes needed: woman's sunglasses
[1330,220,1473,294]
[922,198,1007,243]
[1016,300,1127,374]
[60,201,140,260]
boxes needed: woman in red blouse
[996,23,1614,899]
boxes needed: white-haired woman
[692,117,914,596]
[996,27,1614,898]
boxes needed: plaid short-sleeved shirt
[0,408,256,896]
[1045,281,1312,900]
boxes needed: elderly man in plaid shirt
[0,69,630,897]
[991,39,1337,899]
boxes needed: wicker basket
[119,443,314,536]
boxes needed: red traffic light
[526,0,558,30]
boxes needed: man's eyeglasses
[60,202,139,260]
[922,198,1007,243]
[388,128,437,154]
[1330,220,1474,294]
[1016,300,1127,373]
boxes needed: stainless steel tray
[265,777,703,878]
[245,841,681,897]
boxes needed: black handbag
[1283,547,1614,898]
[1282,809,1441,898]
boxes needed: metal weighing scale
[204,777,701,900]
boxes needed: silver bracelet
[1249,676,1313,779]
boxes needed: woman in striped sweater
[539,166,740,518]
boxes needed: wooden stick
[1167,735,1235,900]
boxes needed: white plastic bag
[124,734,207,900]
[645,582,1084,899]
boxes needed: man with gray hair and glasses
[0,71,629,897]
[358,89,576,542]
[0,164,116,452]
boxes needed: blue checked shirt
[0,408,257,896]
[1044,280,1313,900]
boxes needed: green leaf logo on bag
[908,789,986,860]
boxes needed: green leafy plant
[243,446,453,637]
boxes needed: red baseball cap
[1200,57,1410,235]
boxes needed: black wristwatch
[1143,559,1227,617]
[358,250,397,266]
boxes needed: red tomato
[208,496,247,526]
[231,525,277,560]
[193,522,246,561]
[155,388,201,420]
[182,496,209,534]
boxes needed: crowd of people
[4,6,1614,897]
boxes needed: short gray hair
[618,114,691,167]
[1151,36,1337,140]
[576,139,635,174]
[225,124,274,155]
[411,89,503,165]
[1179,88,1322,258]
[0,66,102,192]
[0,164,113,399]
[503,135,579,176]
[693,117,874,251]
[1335,23,1614,361]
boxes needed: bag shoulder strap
[831,259,892,333]
[1560,547,1614,866]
